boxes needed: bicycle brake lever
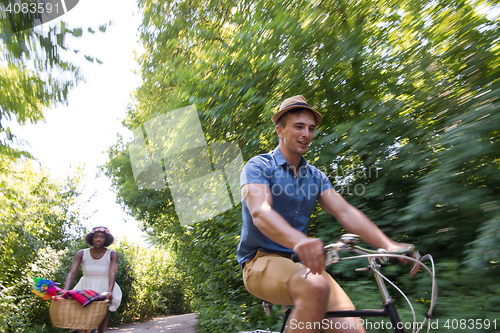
[409,250,421,277]
[292,245,338,264]
[301,248,340,279]
[377,248,389,263]
[325,248,340,266]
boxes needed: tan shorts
[243,251,355,310]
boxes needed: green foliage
[108,241,134,326]
[103,0,500,331]
[0,157,86,332]
[147,211,281,333]
[109,239,191,325]
[0,158,85,284]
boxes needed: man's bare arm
[242,183,325,274]
[318,188,420,274]
[318,189,397,249]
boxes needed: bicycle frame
[267,234,437,333]
[276,256,405,333]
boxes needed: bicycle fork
[370,257,405,333]
[320,257,405,333]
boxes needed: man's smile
[298,140,309,147]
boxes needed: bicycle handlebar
[291,233,421,277]
[290,244,417,261]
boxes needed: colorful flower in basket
[32,277,62,300]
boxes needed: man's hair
[276,108,313,128]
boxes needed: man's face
[277,110,316,156]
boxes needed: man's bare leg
[287,269,365,333]
[323,317,366,333]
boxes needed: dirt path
[108,313,197,333]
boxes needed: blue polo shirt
[236,147,333,268]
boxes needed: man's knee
[289,270,330,304]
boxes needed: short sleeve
[314,167,334,193]
[240,156,272,187]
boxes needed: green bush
[110,239,191,325]
[0,159,85,333]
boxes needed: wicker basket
[49,298,109,329]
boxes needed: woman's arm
[63,250,84,291]
[106,250,119,300]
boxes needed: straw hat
[271,95,322,126]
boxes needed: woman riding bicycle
[63,226,122,333]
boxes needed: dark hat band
[284,102,310,109]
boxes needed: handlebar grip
[388,245,419,263]
[291,249,330,263]
[402,245,418,256]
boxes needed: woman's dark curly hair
[84,226,114,247]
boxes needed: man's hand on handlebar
[293,237,422,277]
[293,238,325,275]
[386,242,421,277]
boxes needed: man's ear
[276,125,282,137]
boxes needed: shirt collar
[273,146,310,170]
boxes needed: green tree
[0,7,107,158]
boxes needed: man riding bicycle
[237,95,416,333]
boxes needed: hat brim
[272,105,322,126]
